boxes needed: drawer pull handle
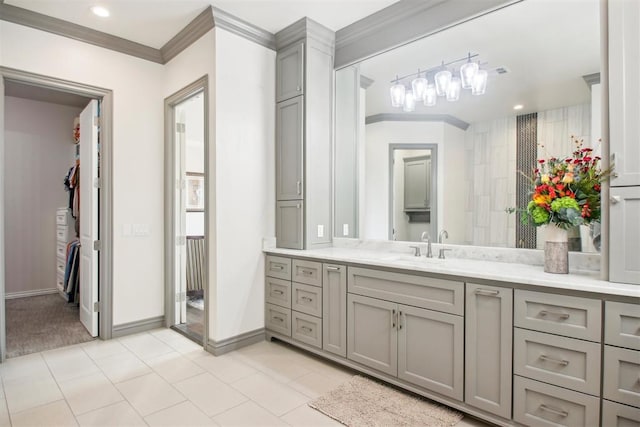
[398,311,403,330]
[301,269,313,275]
[272,265,284,271]
[539,310,570,320]
[301,296,313,302]
[474,289,499,296]
[326,266,340,271]
[273,316,284,323]
[392,309,396,328]
[300,326,312,333]
[272,289,284,295]
[539,404,569,418]
[539,354,570,366]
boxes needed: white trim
[5,289,58,300]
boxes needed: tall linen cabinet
[275,19,334,249]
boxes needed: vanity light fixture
[91,5,110,17]
[389,53,490,110]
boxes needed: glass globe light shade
[423,84,437,106]
[472,69,488,95]
[403,91,416,112]
[446,77,462,101]
[411,76,428,101]
[390,83,406,107]
[434,69,452,96]
[460,61,478,89]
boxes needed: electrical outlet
[343,224,349,236]
[317,224,324,238]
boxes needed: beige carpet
[6,294,94,358]
[309,376,464,427]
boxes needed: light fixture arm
[389,53,480,83]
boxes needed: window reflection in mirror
[333,0,601,252]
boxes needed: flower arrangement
[521,137,612,230]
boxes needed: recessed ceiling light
[91,6,110,18]
[513,104,524,110]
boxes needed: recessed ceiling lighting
[513,104,524,110]
[91,6,110,18]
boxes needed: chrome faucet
[409,245,421,257]
[438,229,450,259]
[421,231,433,258]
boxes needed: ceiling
[4,0,399,49]
[356,0,600,125]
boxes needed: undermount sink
[380,254,445,263]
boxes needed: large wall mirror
[334,0,601,252]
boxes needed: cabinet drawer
[606,301,640,351]
[513,376,600,427]
[265,303,291,337]
[56,271,65,292]
[514,290,601,341]
[514,328,601,396]
[56,209,69,225]
[292,282,322,317]
[292,311,322,348]
[265,256,291,280]
[292,259,322,287]
[56,256,66,276]
[56,241,67,259]
[265,277,291,309]
[604,345,640,408]
[348,267,464,315]
[56,225,70,242]
[603,400,640,426]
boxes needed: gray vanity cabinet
[404,156,430,211]
[322,263,347,357]
[465,283,513,419]
[276,96,304,201]
[275,201,303,249]
[276,42,304,102]
[609,186,640,284]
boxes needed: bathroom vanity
[263,245,640,427]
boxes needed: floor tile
[164,336,207,358]
[75,401,146,426]
[231,372,308,417]
[193,354,257,384]
[146,352,205,384]
[280,404,343,427]
[0,353,50,383]
[43,346,101,383]
[81,339,128,361]
[94,351,152,383]
[174,373,247,417]
[58,372,123,415]
[287,372,350,399]
[3,374,63,414]
[145,401,217,426]
[213,401,287,427]
[10,400,77,427]
[233,351,311,384]
[0,395,10,427]
[119,333,174,361]
[116,372,185,416]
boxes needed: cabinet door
[276,96,304,201]
[404,157,429,210]
[398,305,463,400]
[276,201,303,249]
[610,186,640,284]
[276,43,304,102]
[323,264,347,357]
[609,0,640,187]
[465,284,513,418]
[347,294,397,376]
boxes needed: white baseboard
[5,288,59,299]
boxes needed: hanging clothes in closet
[64,239,81,303]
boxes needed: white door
[79,99,99,337]
[0,75,7,360]
[175,111,187,324]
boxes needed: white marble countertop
[264,246,640,298]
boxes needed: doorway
[164,76,209,346]
[0,67,114,361]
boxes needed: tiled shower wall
[463,104,590,248]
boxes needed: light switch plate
[317,224,324,238]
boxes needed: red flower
[594,184,601,191]
[538,159,545,164]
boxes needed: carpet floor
[6,294,94,358]
[310,375,464,427]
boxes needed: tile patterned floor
[0,329,492,426]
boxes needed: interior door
[175,112,187,324]
[79,99,99,336]
[0,76,7,360]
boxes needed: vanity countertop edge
[264,247,640,298]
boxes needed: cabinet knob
[296,86,301,91]
[610,195,621,204]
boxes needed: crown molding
[335,0,521,68]
[365,113,470,131]
[212,6,276,51]
[0,3,164,63]
[275,17,334,52]
[360,75,374,89]
[161,6,215,63]
[582,72,601,87]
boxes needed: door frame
[164,76,210,348]
[0,66,114,360]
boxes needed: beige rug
[309,376,464,427]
